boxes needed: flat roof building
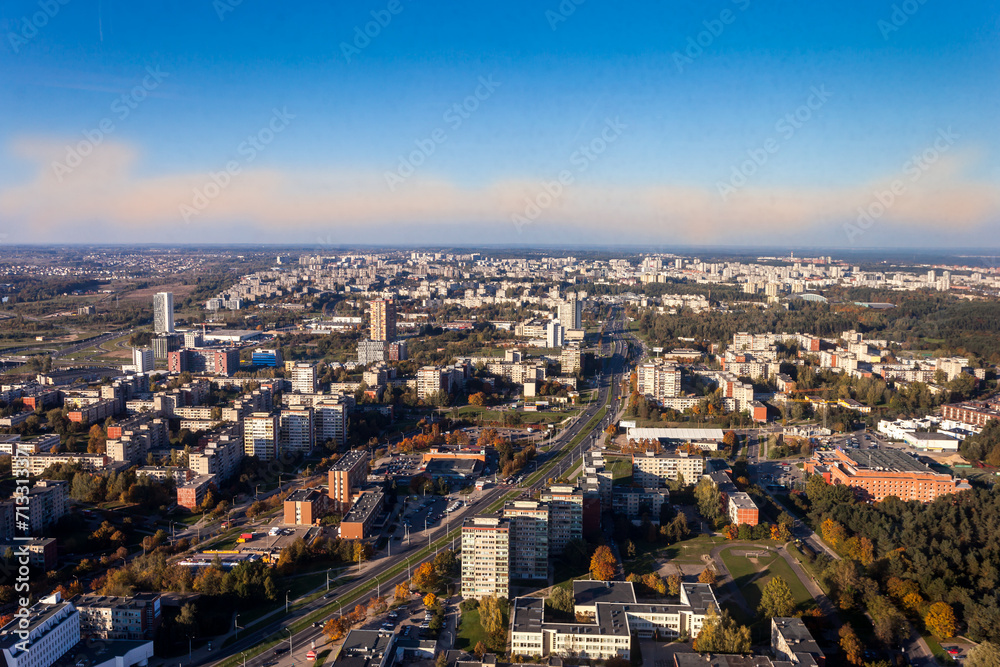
[805,448,970,503]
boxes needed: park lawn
[720,546,815,616]
[662,534,727,565]
[456,608,489,652]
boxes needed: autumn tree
[698,567,717,586]
[758,576,796,618]
[323,617,347,641]
[821,518,846,547]
[924,602,957,639]
[839,624,864,666]
[693,607,751,653]
[479,595,507,652]
[590,545,617,581]
[424,592,437,609]
[667,574,682,597]
[412,562,439,592]
[394,581,410,602]
[87,424,107,454]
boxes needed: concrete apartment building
[611,486,668,525]
[637,362,682,400]
[176,475,215,510]
[631,450,705,486]
[369,298,397,341]
[244,412,279,461]
[502,500,549,581]
[280,407,315,454]
[539,484,583,555]
[189,432,244,482]
[805,448,971,502]
[941,401,1000,428]
[509,582,719,661]
[328,449,369,512]
[283,488,329,526]
[339,489,385,539]
[461,515,510,599]
[153,292,174,334]
[728,491,760,526]
[289,363,317,394]
[73,593,161,640]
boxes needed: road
[195,312,638,667]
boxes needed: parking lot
[391,495,468,543]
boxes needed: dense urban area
[2,246,1000,667]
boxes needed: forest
[792,477,1000,644]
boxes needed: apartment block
[176,475,215,510]
[369,298,397,341]
[502,500,549,581]
[280,407,315,454]
[29,480,69,534]
[631,450,705,487]
[461,515,510,600]
[539,484,582,555]
[189,431,244,481]
[27,454,112,477]
[73,593,161,640]
[289,363,317,394]
[283,488,329,526]
[612,486,668,525]
[328,449,369,512]
[728,492,759,526]
[637,362,681,400]
[243,412,279,461]
[339,489,384,539]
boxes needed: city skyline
[1,1,998,247]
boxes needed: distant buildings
[339,489,385,539]
[153,292,174,334]
[503,501,549,581]
[289,362,317,394]
[243,412,279,460]
[539,484,583,555]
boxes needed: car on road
[273,647,288,656]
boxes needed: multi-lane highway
[203,314,638,667]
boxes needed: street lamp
[285,627,293,658]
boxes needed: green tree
[549,586,574,614]
[966,642,1000,667]
[758,576,796,618]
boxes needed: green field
[719,546,814,617]
[456,608,488,651]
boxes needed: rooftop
[841,447,933,473]
[286,487,324,503]
[331,449,368,471]
[342,489,384,525]
[572,580,637,607]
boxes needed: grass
[456,608,488,651]
[607,455,632,481]
[661,534,726,565]
[719,546,815,616]
[922,632,956,664]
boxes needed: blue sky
[0,0,998,247]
